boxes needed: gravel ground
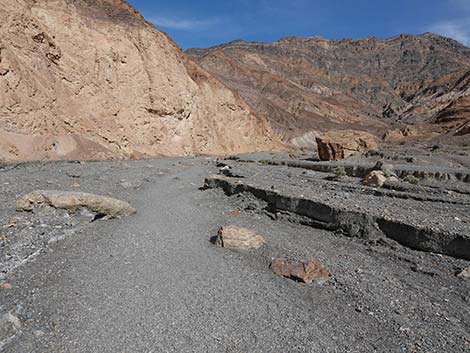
[0,155,469,352]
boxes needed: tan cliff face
[188,35,470,147]
[0,0,281,161]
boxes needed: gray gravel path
[1,158,469,352]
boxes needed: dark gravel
[0,156,469,352]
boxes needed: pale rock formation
[0,0,281,161]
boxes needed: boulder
[216,225,265,249]
[16,190,136,218]
[364,170,398,188]
[316,130,378,161]
[364,171,388,187]
[271,258,332,283]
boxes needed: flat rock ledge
[205,175,470,260]
[271,258,332,284]
[216,225,266,249]
[16,190,136,219]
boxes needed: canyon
[0,0,280,161]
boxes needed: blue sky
[127,0,470,49]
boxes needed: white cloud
[427,18,470,45]
[150,16,219,31]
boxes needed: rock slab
[271,258,332,283]
[216,225,266,249]
[16,190,136,218]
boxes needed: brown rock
[316,130,378,161]
[363,171,388,187]
[271,258,332,283]
[16,190,136,219]
[216,225,265,249]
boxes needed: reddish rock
[316,130,378,161]
[271,258,332,283]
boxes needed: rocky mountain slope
[188,34,470,147]
[0,0,280,161]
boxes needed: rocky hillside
[0,0,280,161]
[188,34,470,147]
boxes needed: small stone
[271,258,332,284]
[0,313,21,341]
[216,225,265,249]
[457,267,470,279]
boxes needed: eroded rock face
[216,225,266,249]
[188,34,470,145]
[16,190,136,218]
[316,130,378,161]
[271,258,332,283]
[0,0,281,161]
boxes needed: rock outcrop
[188,34,470,147]
[0,0,280,161]
[316,130,378,161]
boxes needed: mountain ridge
[188,32,470,147]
